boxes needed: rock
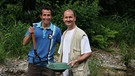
[128,59,135,70]
[94,50,127,71]
[104,69,126,76]
[0,58,28,76]
[0,49,134,76]
[91,49,127,76]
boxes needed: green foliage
[0,44,7,63]
[100,15,135,46]
[52,0,101,32]
[0,0,24,30]
[99,0,135,17]
[112,15,135,45]
[0,20,29,59]
[89,56,103,76]
[97,15,135,64]
[91,24,118,49]
[119,41,135,65]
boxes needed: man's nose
[67,18,70,21]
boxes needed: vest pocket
[70,49,81,62]
[72,62,84,71]
[72,63,89,76]
[73,48,81,55]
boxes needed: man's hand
[68,59,78,67]
[28,26,34,34]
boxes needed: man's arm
[23,26,34,46]
[69,35,92,66]
[23,33,31,46]
[68,52,92,66]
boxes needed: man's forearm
[69,52,92,66]
[23,34,31,45]
[75,52,92,63]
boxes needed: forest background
[0,0,135,71]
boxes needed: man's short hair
[40,6,53,15]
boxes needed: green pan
[47,62,72,72]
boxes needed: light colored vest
[58,26,90,76]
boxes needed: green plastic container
[47,62,72,72]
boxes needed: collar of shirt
[36,21,53,31]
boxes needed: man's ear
[75,16,76,21]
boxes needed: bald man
[58,9,92,76]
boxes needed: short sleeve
[81,36,92,54]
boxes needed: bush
[0,20,30,58]
[0,44,7,63]
[52,0,101,32]
[96,15,135,64]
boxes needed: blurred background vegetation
[0,0,135,75]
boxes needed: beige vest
[58,26,90,76]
